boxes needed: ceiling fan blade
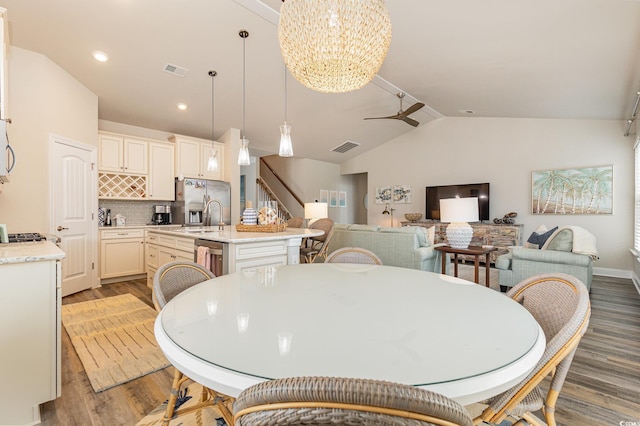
[364,114,401,121]
[403,116,420,127]
[400,102,425,117]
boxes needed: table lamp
[304,202,328,227]
[440,197,479,249]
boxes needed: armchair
[496,226,597,292]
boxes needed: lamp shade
[439,197,479,223]
[304,202,328,219]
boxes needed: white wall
[0,47,98,232]
[265,155,357,223]
[342,117,633,271]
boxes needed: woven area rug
[62,293,170,392]
[136,382,226,426]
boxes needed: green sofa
[326,224,445,273]
[495,226,596,291]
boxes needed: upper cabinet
[171,134,224,181]
[98,133,148,174]
[148,142,175,200]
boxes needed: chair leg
[163,367,189,425]
[162,368,235,426]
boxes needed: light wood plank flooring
[39,275,640,425]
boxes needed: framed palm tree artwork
[532,165,613,214]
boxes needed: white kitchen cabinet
[230,240,288,273]
[98,132,148,174]
[148,142,175,200]
[171,134,224,180]
[146,230,195,287]
[0,243,64,425]
[100,228,145,279]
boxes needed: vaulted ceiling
[2,0,640,163]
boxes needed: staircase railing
[258,157,305,221]
[257,177,292,222]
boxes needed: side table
[435,245,498,287]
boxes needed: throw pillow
[547,229,573,251]
[526,226,558,249]
[426,226,435,246]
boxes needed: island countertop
[145,226,324,243]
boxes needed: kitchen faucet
[204,198,225,230]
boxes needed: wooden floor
[39,275,640,426]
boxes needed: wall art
[375,186,392,204]
[339,191,347,207]
[393,184,412,204]
[330,190,338,207]
[532,165,613,215]
[319,189,329,204]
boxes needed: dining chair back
[233,376,473,426]
[474,273,591,426]
[325,246,383,265]
[301,218,335,263]
[286,216,304,228]
[152,261,234,425]
[153,260,215,310]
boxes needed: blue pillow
[526,226,558,249]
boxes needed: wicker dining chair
[473,273,591,426]
[233,376,474,426]
[286,216,304,228]
[325,246,383,265]
[153,261,234,425]
[301,218,335,263]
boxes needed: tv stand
[401,220,523,264]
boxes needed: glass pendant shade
[207,151,218,171]
[279,123,293,157]
[278,0,392,93]
[238,138,251,166]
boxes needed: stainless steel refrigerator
[172,178,231,226]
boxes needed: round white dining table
[154,263,545,406]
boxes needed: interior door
[51,137,97,296]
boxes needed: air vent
[331,141,360,153]
[163,63,189,77]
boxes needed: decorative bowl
[404,213,423,222]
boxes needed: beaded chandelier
[278,0,392,94]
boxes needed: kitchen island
[145,226,324,276]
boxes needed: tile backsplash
[98,200,171,226]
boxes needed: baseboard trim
[100,273,146,285]
[593,267,632,279]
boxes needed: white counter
[0,241,66,264]
[145,225,323,243]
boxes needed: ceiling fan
[364,92,425,127]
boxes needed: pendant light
[237,29,251,166]
[279,65,294,157]
[207,70,219,172]
[278,0,392,93]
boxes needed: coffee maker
[152,205,172,225]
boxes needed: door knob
[57,226,69,231]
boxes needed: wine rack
[98,173,147,199]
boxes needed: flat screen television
[425,182,490,221]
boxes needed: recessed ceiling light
[459,109,475,115]
[92,51,109,62]
[177,103,188,111]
